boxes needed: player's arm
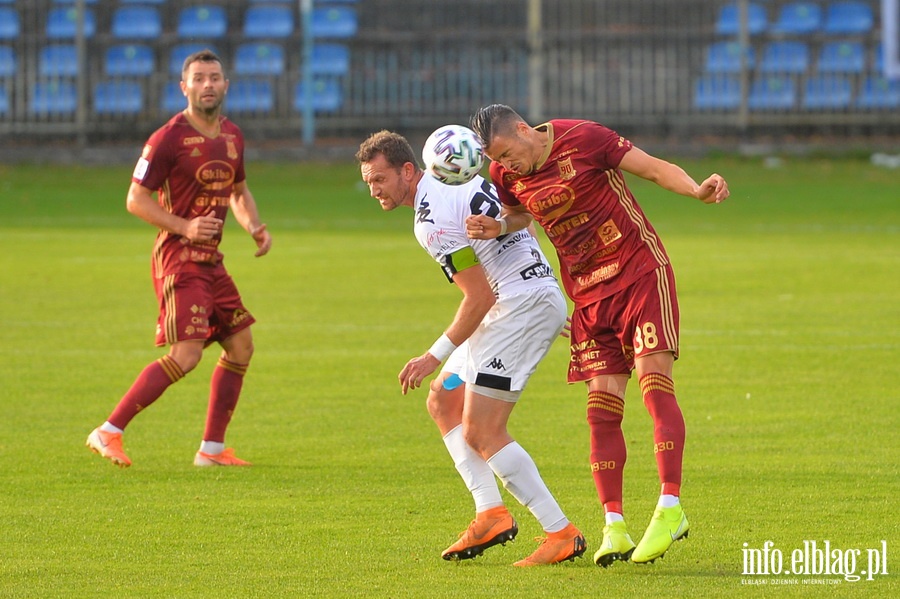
[230,180,272,257]
[398,254,496,395]
[466,203,533,240]
[126,181,223,242]
[618,146,730,204]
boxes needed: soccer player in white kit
[357,130,585,567]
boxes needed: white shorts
[444,286,566,402]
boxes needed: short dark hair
[182,49,224,80]
[469,104,525,146]
[355,130,420,170]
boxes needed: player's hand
[697,173,730,204]
[559,316,572,339]
[250,223,272,257]
[466,215,501,239]
[398,353,441,395]
[183,213,223,242]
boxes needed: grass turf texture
[0,158,897,597]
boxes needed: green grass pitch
[0,157,897,597]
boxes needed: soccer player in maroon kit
[86,50,272,468]
[468,104,729,566]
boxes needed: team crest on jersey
[226,140,238,160]
[557,156,576,180]
[598,218,622,245]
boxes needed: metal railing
[0,0,896,146]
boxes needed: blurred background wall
[0,0,898,159]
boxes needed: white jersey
[413,174,558,297]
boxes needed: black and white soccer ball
[422,124,484,185]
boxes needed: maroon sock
[640,373,685,497]
[587,391,627,513]
[108,356,184,430]
[202,358,248,443]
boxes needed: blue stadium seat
[30,81,78,115]
[52,0,98,4]
[294,78,343,112]
[310,7,357,38]
[94,81,143,114]
[235,43,285,76]
[111,7,162,39]
[244,6,295,38]
[875,44,883,72]
[46,8,96,39]
[803,76,852,109]
[856,77,900,109]
[0,8,18,40]
[715,3,767,36]
[225,80,274,113]
[770,2,821,34]
[178,6,228,39]
[310,44,350,76]
[760,41,810,74]
[748,76,796,110]
[0,46,15,77]
[105,44,155,77]
[693,75,741,110]
[817,42,865,73]
[0,86,8,115]
[705,41,755,73]
[823,2,873,35]
[162,82,185,112]
[169,44,218,76]
[39,44,78,78]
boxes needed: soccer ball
[422,124,484,185]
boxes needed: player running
[468,104,729,566]
[357,129,585,567]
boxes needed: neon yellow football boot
[631,504,689,564]
[593,521,636,567]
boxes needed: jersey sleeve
[229,122,247,185]
[132,127,175,190]
[583,122,633,170]
[489,161,521,207]
[415,194,480,283]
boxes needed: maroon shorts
[153,266,255,347]
[568,264,679,382]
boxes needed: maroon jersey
[491,119,670,307]
[132,113,246,279]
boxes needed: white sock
[100,422,124,435]
[200,441,225,455]
[605,512,625,525]
[487,442,568,533]
[658,494,680,508]
[442,425,503,512]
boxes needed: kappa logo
[487,357,506,370]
